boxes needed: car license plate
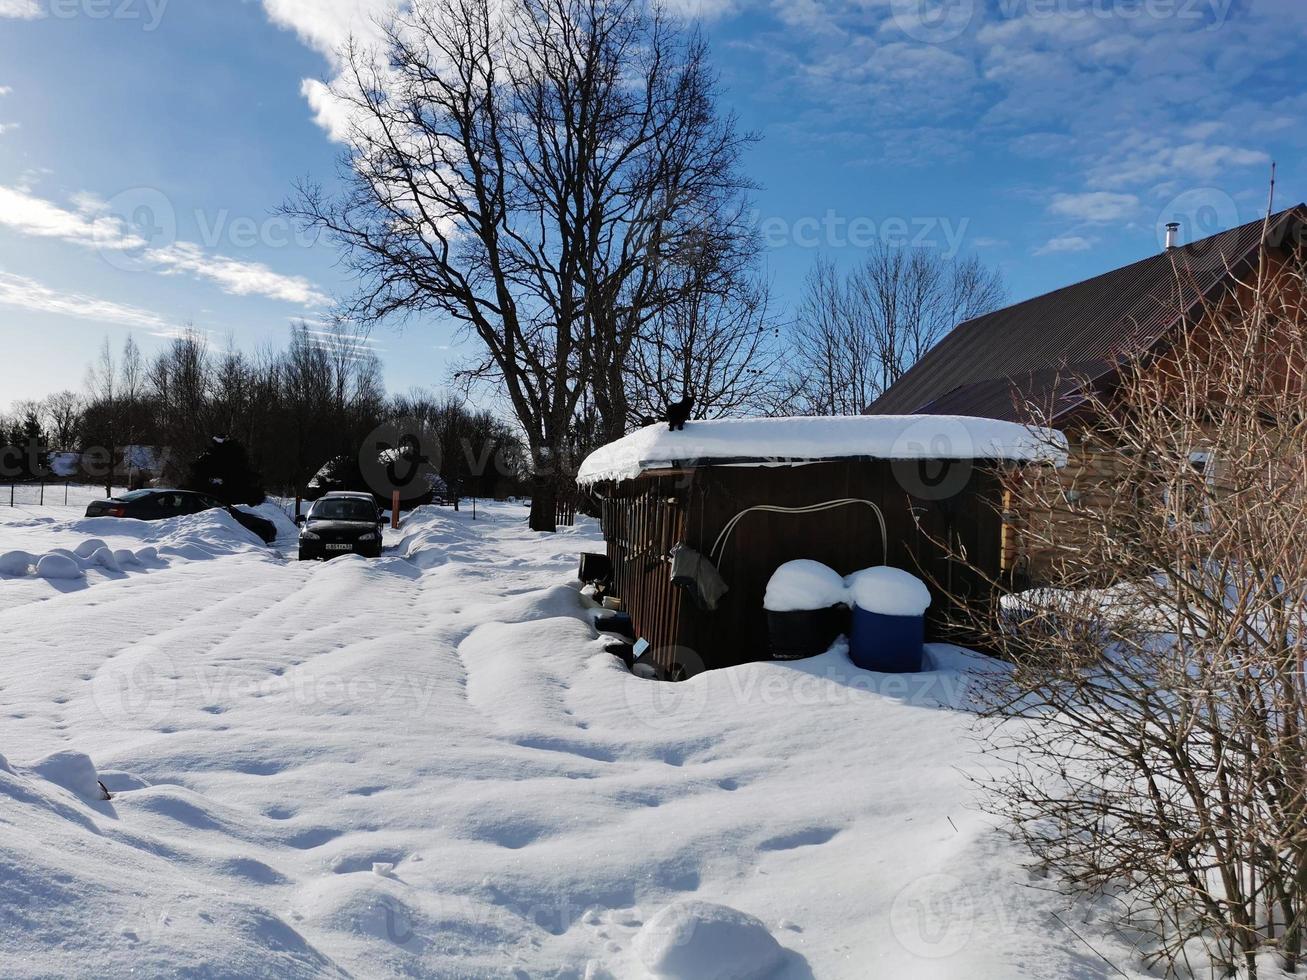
[325,544,352,552]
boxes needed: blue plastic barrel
[849,607,925,672]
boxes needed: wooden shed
[577,415,1066,676]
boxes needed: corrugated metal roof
[866,206,1306,422]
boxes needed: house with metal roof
[867,205,1307,579]
[868,206,1307,424]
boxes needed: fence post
[8,484,12,507]
[39,481,44,507]
[391,491,401,530]
[64,483,69,506]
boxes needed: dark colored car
[296,493,385,561]
[85,489,277,545]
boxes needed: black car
[296,493,385,561]
[85,489,278,545]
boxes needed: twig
[1049,910,1130,978]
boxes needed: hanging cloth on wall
[669,542,729,612]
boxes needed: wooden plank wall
[600,459,1007,672]
[601,477,689,674]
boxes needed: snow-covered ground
[0,500,1151,979]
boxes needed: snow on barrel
[845,566,931,673]
[764,560,847,612]
[764,560,849,661]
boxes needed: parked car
[85,489,277,544]
[296,492,385,561]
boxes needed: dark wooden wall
[599,459,1006,674]
[600,477,689,674]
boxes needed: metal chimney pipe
[1164,222,1180,250]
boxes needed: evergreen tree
[20,410,48,480]
[184,435,265,505]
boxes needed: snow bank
[763,560,848,612]
[634,901,784,980]
[0,509,277,587]
[846,566,932,616]
[86,547,121,572]
[35,553,84,580]
[577,414,1067,485]
[0,753,342,977]
[0,550,36,576]
[73,538,109,559]
[0,499,1141,979]
[27,750,107,802]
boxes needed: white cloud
[149,242,330,307]
[1034,235,1095,256]
[0,0,42,19]
[1087,136,1272,190]
[0,86,12,96]
[301,78,354,144]
[0,123,17,136]
[260,0,392,64]
[0,185,329,307]
[1048,191,1139,224]
[0,271,171,332]
[0,185,145,250]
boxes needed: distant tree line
[0,322,528,500]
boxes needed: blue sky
[1,0,1304,405]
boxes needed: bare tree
[285,0,753,530]
[788,245,1005,415]
[627,270,780,425]
[83,337,142,496]
[950,245,1307,978]
[41,391,83,450]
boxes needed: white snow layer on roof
[577,414,1067,485]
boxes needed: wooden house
[867,205,1307,581]
[576,416,1064,676]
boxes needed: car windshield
[119,490,155,501]
[310,499,377,522]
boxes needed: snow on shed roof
[576,415,1067,486]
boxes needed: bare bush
[955,238,1307,977]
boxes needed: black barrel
[767,605,849,661]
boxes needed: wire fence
[3,482,127,510]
